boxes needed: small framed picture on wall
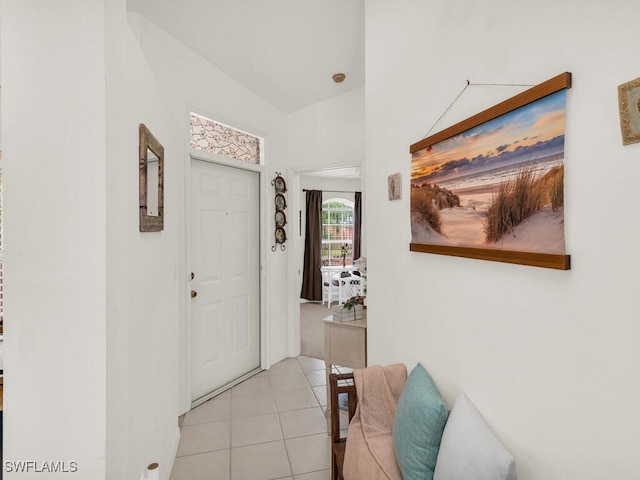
[388,173,402,200]
[618,76,640,146]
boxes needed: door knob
[191,290,198,298]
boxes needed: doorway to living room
[292,165,364,361]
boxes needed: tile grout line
[231,376,279,480]
[276,357,304,479]
[282,357,332,478]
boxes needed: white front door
[190,159,260,403]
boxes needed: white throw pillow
[433,392,517,480]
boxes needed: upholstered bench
[329,365,517,480]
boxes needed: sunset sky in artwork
[411,90,567,180]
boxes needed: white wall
[289,87,365,171]
[286,89,365,349]
[299,177,362,201]
[130,14,291,409]
[3,2,183,479]
[366,1,640,479]
[105,3,181,480]
[1,1,107,477]
[288,87,366,269]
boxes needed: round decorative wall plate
[275,193,287,211]
[275,210,287,227]
[275,227,287,244]
[271,172,287,251]
[274,175,287,193]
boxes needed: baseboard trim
[163,426,181,480]
[191,367,263,409]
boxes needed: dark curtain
[353,191,362,261]
[300,190,323,301]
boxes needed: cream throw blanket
[343,364,407,480]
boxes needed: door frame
[286,162,364,361]
[181,149,268,411]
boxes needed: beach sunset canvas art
[410,73,572,269]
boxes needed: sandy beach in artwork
[411,181,566,254]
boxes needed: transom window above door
[321,198,354,266]
[190,113,263,165]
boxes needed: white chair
[322,270,340,308]
[336,273,363,305]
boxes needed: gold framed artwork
[618,76,640,146]
[410,73,572,270]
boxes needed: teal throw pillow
[393,363,449,480]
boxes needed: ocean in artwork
[410,89,568,254]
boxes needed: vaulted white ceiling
[127,0,365,113]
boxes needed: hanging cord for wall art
[422,80,469,139]
[422,80,535,139]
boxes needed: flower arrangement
[334,295,365,322]
[342,296,365,310]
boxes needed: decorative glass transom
[190,113,262,165]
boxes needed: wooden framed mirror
[139,124,164,232]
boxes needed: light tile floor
[170,356,353,480]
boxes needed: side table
[323,315,367,432]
